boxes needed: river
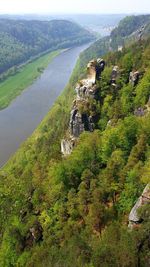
[0,43,90,167]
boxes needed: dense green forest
[70,14,150,79]
[0,15,150,266]
[0,19,94,75]
[110,14,150,48]
[111,15,150,38]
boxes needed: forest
[0,15,150,266]
[0,19,94,76]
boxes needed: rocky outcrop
[87,58,105,83]
[61,58,105,156]
[129,71,140,86]
[129,183,150,228]
[134,96,150,117]
[111,66,119,86]
[134,107,145,117]
[145,96,150,112]
[61,138,75,156]
[118,45,123,52]
[61,60,145,156]
[75,81,98,100]
[138,25,145,41]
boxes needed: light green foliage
[0,15,150,267]
[134,70,150,107]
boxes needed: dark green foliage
[112,15,150,37]
[0,15,150,267]
[111,15,150,49]
[0,19,94,76]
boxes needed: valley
[0,11,149,267]
[0,43,90,167]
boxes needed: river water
[0,43,90,167]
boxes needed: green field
[0,50,61,109]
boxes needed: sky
[0,0,150,15]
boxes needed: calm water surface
[0,44,90,167]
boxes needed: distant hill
[75,14,150,70]
[110,14,150,48]
[0,19,94,74]
[0,14,126,36]
[111,15,150,37]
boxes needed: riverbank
[0,50,61,110]
[0,43,91,167]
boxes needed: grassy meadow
[0,50,61,109]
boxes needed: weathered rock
[88,85,99,99]
[138,25,145,40]
[145,96,150,113]
[129,71,140,86]
[118,45,123,52]
[107,120,112,126]
[75,84,87,100]
[134,97,150,117]
[61,58,105,156]
[111,66,119,86]
[134,107,145,117]
[96,58,105,80]
[70,111,86,137]
[61,139,74,156]
[87,59,97,84]
[129,183,150,228]
[87,58,105,84]
[75,81,99,100]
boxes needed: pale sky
[0,0,150,15]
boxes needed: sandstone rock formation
[61,58,105,156]
[129,71,140,86]
[138,25,145,41]
[118,45,123,52]
[61,138,75,156]
[61,60,144,157]
[145,96,150,112]
[134,107,145,117]
[87,59,97,84]
[111,66,119,86]
[87,58,105,83]
[134,96,150,117]
[129,183,150,228]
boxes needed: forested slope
[69,14,150,80]
[110,14,150,48]
[0,19,94,74]
[0,15,150,266]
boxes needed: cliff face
[61,57,150,156]
[61,58,105,156]
[129,183,150,228]
[61,57,150,233]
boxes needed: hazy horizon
[0,0,150,15]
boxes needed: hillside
[0,14,126,35]
[0,15,150,266]
[69,14,150,80]
[111,15,150,38]
[110,14,150,48]
[0,19,94,75]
